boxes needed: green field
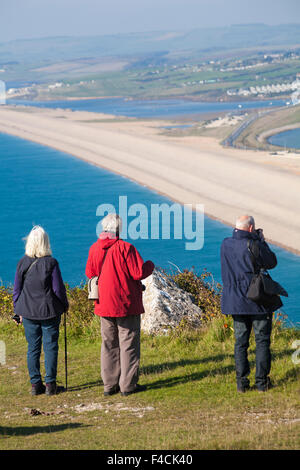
[21,57,300,102]
[1,24,300,102]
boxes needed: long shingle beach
[0,105,300,253]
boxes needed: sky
[1,0,300,42]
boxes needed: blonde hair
[25,226,52,258]
[101,213,122,234]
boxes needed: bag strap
[97,241,118,281]
[98,250,109,280]
[247,240,260,274]
[23,258,39,281]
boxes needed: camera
[12,314,21,324]
[138,281,146,292]
[255,228,264,240]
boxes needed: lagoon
[268,128,300,149]
[7,97,287,119]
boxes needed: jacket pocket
[238,279,250,297]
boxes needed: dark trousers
[232,314,272,390]
[22,316,61,384]
[100,315,141,393]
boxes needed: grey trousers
[100,315,141,393]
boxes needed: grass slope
[0,317,299,450]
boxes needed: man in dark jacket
[221,215,277,393]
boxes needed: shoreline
[259,123,300,150]
[228,103,300,152]
[0,105,300,255]
[9,95,287,104]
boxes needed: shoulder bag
[88,247,111,301]
[246,240,287,310]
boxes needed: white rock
[141,269,203,335]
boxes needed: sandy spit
[0,105,299,254]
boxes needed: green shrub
[0,285,14,320]
[173,269,222,321]
[65,283,100,339]
[0,269,292,342]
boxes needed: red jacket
[85,232,154,317]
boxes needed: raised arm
[259,241,277,270]
[126,245,154,281]
[250,239,277,271]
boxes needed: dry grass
[0,277,299,450]
[0,317,299,450]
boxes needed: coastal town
[2,45,300,103]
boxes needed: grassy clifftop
[0,271,299,450]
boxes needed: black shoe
[103,385,120,397]
[257,378,273,392]
[31,381,46,396]
[237,385,250,393]
[45,382,57,396]
[237,380,250,393]
[120,384,147,397]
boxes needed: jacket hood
[98,232,120,249]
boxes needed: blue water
[160,125,193,130]
[7,97,287,119]
[268,128,300,149]
[0,132,299,326]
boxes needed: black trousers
[232,314,272,390]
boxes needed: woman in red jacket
[86,213,154,396]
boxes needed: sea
[268,128,300,149]
[1,97,299,326]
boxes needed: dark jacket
[13,255,69,320]
[220,229,277,315]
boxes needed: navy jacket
[13,255,69,320]
[220,229,277,315]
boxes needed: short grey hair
[235,215,255,230]
[101,213,122,234]
[25,226,52,258]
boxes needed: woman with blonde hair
[13,226,68,396]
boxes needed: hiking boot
[31,381,46,396]
[237,380,250,393]
[45,382,57,396]
[237,385,250,393]
[120,384,147,397]
[257,377,273,392]
[103,385,120,397]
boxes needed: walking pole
[64,312,68,391]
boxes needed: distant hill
[1,23,300,64]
